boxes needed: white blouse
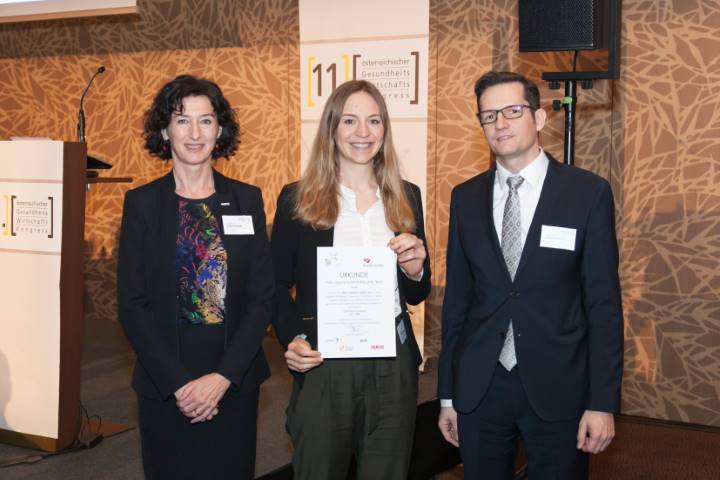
[333,184,402,317]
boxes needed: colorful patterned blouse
[175,196,227,325]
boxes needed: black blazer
[438,155,624,421]
[117,170,274,400]
[271,181,431,371]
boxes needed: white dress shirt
[333,184,402,317]
[492,149,549,248]
[440,149,549,408]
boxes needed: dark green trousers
[287,317,419,480]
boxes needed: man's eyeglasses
[476,104,535,125]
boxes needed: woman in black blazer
[117,75,273,479]
[271,80,431,480]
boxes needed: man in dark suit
[437,71,623,479]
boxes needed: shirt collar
[338,183,382,213]
[495,149,549,191]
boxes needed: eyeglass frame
[475,104,536,125]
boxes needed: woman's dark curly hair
[143,75,240,160]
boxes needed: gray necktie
[499,175,524,371]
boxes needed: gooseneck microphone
[77,66,106,142]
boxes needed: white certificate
[317,246,396,358]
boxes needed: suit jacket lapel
[211,170,237,264]
[306,225,332,317]
[156,172,178,278]
[514,157,563,281]
[484,167,513,284]
[316,226,334,247]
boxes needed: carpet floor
[1,318,718,479]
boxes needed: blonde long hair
[294,80,416,232]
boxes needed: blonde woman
[271,80,431,479]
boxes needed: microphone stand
[77,66,111,170]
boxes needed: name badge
[222,215,254,235]
[540,225,576,251]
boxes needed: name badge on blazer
[540,225,576,251]
[222,215,255,235]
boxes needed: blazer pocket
[556,323,587,343]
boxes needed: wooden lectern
[0,141,86,452]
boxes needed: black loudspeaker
[519,0,609,52]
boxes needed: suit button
[510,291,520,298]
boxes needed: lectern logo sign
[1,194,54,238]
[0,182,61,253]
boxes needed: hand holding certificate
[389,232,426,279]
[317,246,396,358]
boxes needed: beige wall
[1,0,718,426]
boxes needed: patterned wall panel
[427,0,719,427]
[426,0,616,361]
[617,0,720,425]
[0,0,248,57]
[428,1,499,363]
[0,0,299,347]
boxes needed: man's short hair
[474,71,540,112]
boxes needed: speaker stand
[539,0,620,165]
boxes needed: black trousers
[287,314,419,480]
[137,324,259,480]
[457,364,588,480]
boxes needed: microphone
[77,66,106,143]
